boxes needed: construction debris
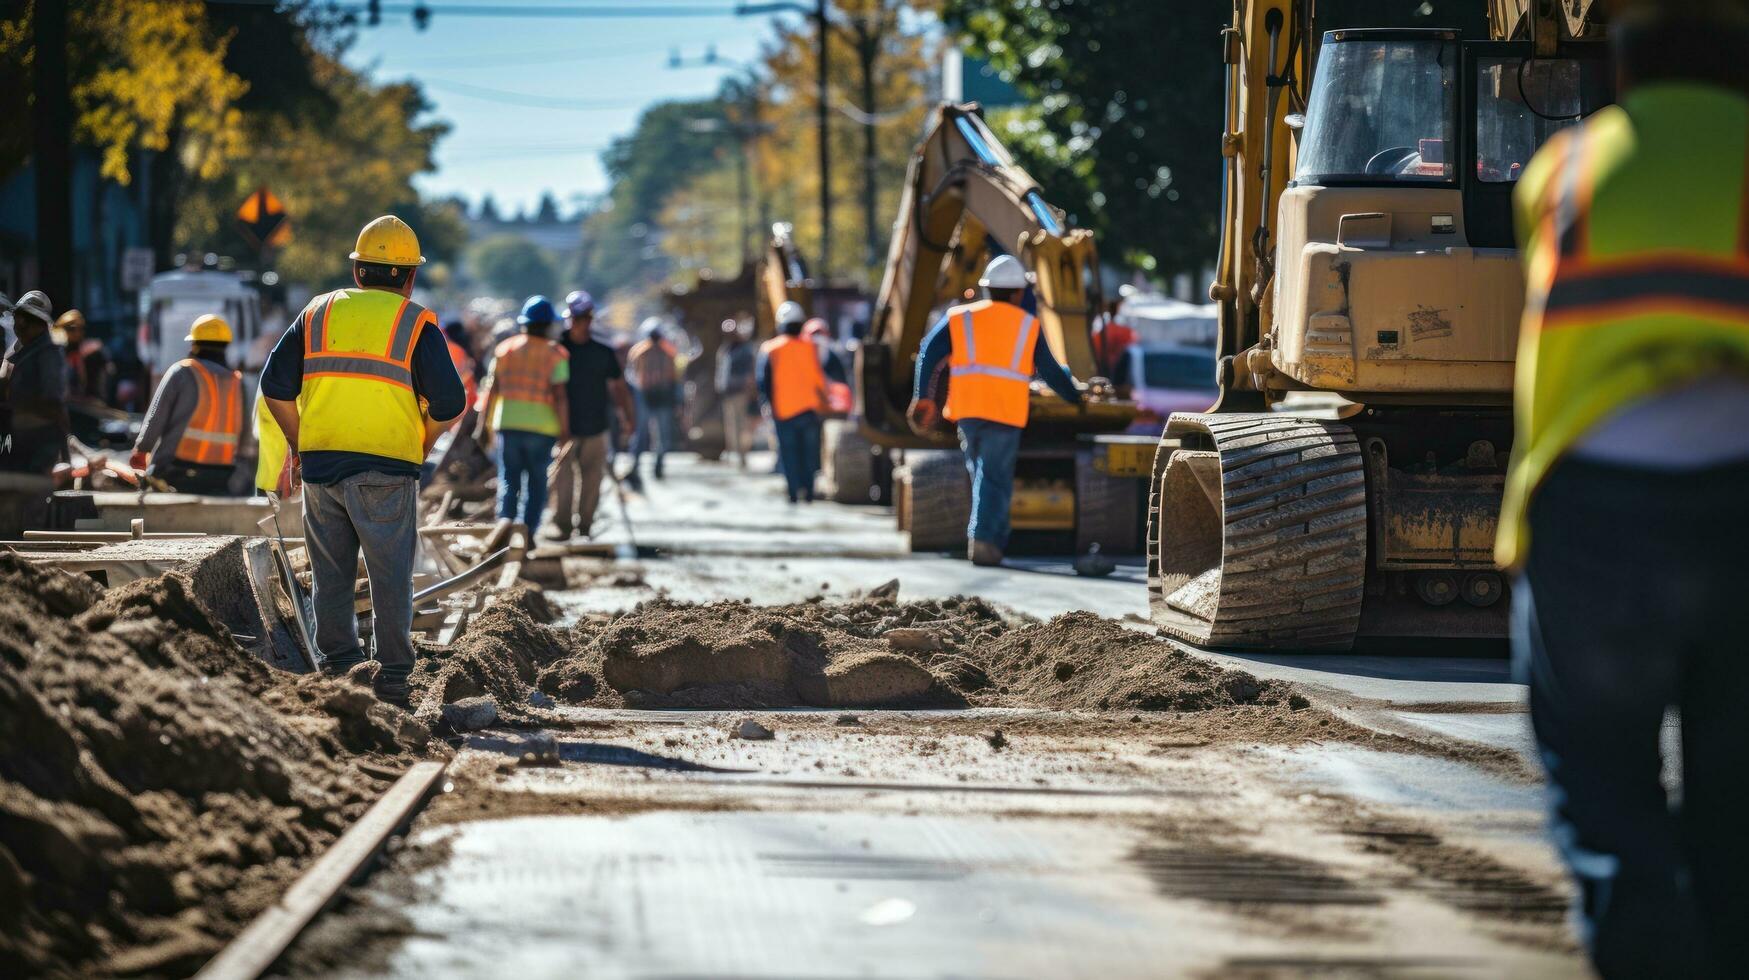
[733,718,776,741]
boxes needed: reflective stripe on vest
[173,358,242,466]
[762,335,825,421]
[944,302,1038,427]
[1498,94,1749,570]
[492,334,563,404]
[296,289,430,464]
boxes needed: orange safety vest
[761,334,826,421]
[944,300,1038,427]
[447,338,478,414]
[172,357,242,465]
[492,333,564,404]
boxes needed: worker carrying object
[758,300,828,503]
[908,254,1082,566]
[1498,3,1749,975]
[259,214,466,708]
[131,314,244,496]
[475,295,571,534]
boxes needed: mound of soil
[0,554,431,977]
[443,591,1303,719]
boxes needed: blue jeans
[956,419,1021,547]
[774,411,821,502]
[1515,457,1749,978]
[302,472,418,689]
[497,429,557,529]
[631,385,678,477]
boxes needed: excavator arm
[753,222,813,341]
[859,103,1123,447]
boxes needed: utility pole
[33,0,73,308]
[738,1,833,280]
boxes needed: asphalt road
[289,452,1582,979]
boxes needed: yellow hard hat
[186,314,233,344]
[349,214,425,267]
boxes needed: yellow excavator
[857,103,1148,553]
[1149,0,1612,648]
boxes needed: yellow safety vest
[944,299,1038,427]
[254,392,288,492]
[1497,84,1749,569]
[296,288,434,465]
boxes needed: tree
[469,234,558,302]
[942,1,1226,278]
[478,194,501,223]
[175,51,454,286]
[535,191,562,225]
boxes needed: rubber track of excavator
[1147,413,1369,650]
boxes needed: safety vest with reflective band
[943,300,1038,427]
[172,357,242,465]
[297,288,434,465]
[254,392,289,493]
[761,334,825,421]
[1497,85,1749,570]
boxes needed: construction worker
[1498,5,1749,975]
[253,391,291,496]
[1,290,68,533]
[442,318,479,421]
[549,290,633,539]
[475,295,571,533]
[715,318,758,469]
[907,255,1082,566]
[625,316,680,489]
[55,309,109,403]
[130,314,243,495]
[758,301,827,503]
[260,215,465,708]
[802,317,851,412]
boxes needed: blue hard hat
[518,295,558,326]
[564,290,595,318]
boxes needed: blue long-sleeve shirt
[912,310,1082,408]
[259,293,466,484]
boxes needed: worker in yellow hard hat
[130,313,244,495]
[1501,2,1749,975]
[259,214,465,708]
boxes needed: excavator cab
[1268,29,1612,402]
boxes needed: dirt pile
[409,585,576,726]
[0,554,431,978]
[439,591,1310,717]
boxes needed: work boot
[318,647,366,678]
[374,663,413,710]
[969,540,1004,567]
[542,524,570,542]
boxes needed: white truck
[137,270,267,388]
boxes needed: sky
[341,1,781,217]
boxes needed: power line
[417,78,651,110]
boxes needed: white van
[137,270,265,386]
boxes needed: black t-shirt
[560,335,622,437]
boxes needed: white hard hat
[979,254,1033,290]
[638,315,668,339]
[776,300,806,327]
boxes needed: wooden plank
[195,761,447,980]
[434,606,470,647]
[21,529,207,540]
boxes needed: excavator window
[1474,57,1611,182]
[1294,35,1458,185]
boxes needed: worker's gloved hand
[907,397,939,433]
[128,450,149,471]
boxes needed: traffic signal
[366,0,380,27]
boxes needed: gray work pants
[720,389,755,468]
[303,471,418,676]
[548,431,609,535]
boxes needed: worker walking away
[129,314,243,495]
[56,309,110,403]
[475,295,571,533]
[802,317,852,413]
[1498,5,1749,976]
[549,290,632,540]
[907,255,1082,566]
[442,318,478,424]
[1,290,69,535]
[260,215,465,707]
[625,317,679,490]
[758,301,827,504]
[715,317,757,469]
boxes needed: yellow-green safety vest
[296,288,435,465]
[1498,83,1749,569]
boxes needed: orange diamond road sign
[236,187,290,249]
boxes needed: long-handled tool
[604,460,640,561]
[264,492,321,670]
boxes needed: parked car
[1123,342,1218,435]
